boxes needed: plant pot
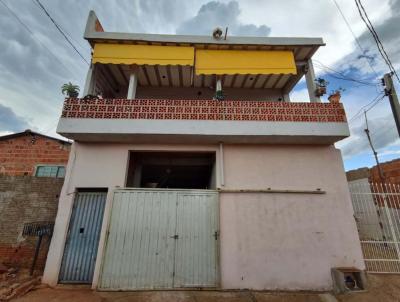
[69,92,79,98]
[328,93,341,103]
[315,86,326,97]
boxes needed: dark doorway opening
[126,152,216,189]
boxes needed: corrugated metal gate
[59,191,107,283]
[350,182,400,273]
[99,189,219,290]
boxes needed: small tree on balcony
[61,82,80,98]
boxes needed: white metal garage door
[99,189,219,290]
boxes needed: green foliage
[61,82,80,97]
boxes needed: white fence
[349,182,400,273]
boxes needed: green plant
[314,77,329,87]
[61,82,80,98]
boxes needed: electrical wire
[0,0,76,77]
[30,0,88,53]
[313,60,379,87]
[331,0,379,78]
[348,93,385,123]
[354,0,400,83]
[34,0,89,65]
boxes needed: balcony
[57,98,349,144]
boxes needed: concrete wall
[220,145,364,290]
[0,175,63,270]
[43,142,364,290]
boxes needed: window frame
[34,164,66,178]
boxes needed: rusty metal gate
[350,182,400,273]
[99,189,219,290]
[59,191,107,283]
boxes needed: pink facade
[43,142,364,290]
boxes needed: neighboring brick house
[369,158,400,184]
[346,158,400,185]
[0,129,71,176]
[0,130,71,271]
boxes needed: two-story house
[42,11,364,291]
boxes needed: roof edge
[84,11,325,48]
[0,129,72,144]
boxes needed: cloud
[0,103,30,133]
[328,0,400,77]
[356,0,400,72]
[176,1,271,36]
[337,113,399,159]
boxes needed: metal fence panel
[59,191,107,283]
[350,182,400,273]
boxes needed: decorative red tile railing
[61,99,347,122]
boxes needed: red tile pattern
[61,98,347,123]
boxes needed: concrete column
[83,64,95,96]
[283,93,290,102]
[219,142,225,187]
[305,59,321,103]
[127,72,138,99]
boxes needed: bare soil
[337,274,400,302]
[10,274,400,302]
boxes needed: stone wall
[0,175,64,270]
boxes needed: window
[35,165,66,178]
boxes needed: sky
[0,0,399,171]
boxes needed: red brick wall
[0,134,70,176]
[369,158,400,184]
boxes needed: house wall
[136,87,285,101]
[0,134,70,176]
[0,175,63,270]
[43,142,364,290]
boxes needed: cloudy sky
[0,0,399,170]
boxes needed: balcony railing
[61,98,346,123]
[58,98,349,144]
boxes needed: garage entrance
[99,151,219,290]
[99,189,219,290]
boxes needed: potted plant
[314,78,329,97]
[61,82,80,98]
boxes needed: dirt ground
[336,274,400,302]
[12,274,400,302]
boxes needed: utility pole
[364,111,385,183]
[383,72,400,137]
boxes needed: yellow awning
[92,43,195,65]
[195,49,296,75]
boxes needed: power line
[331,0,379,78]
[0,0,76,78]
[348,93,385,123]
[354,0,400,83]
[313,60,379,87]
[30,0,88,53]
[34,0,89,65]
